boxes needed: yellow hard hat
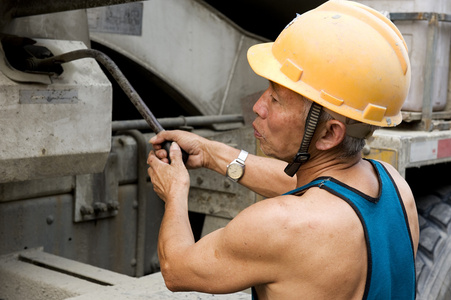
[247,0,410,127]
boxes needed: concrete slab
[0,248,250,300]
[68,272,250,300]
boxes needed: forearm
[240,154,296,197]
[158,199,194,273]
[204,140,296,197]
[150,130,295,197]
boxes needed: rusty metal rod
[26,49,186,163]
[27,49,164,134]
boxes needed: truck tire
[415,185,451,300]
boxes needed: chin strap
[284,102,323,177]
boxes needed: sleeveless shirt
[252,159,415,299]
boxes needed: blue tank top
[252,159,415,299]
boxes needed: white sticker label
[410,138,451,163]
[410,140,437,162]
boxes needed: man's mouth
[253,124,262,138]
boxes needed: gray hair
[319,110,378,158]
[299,95,378,158]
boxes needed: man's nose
[253,91,269,119]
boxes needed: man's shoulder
[237,189,355,236]
[225,191,366,266]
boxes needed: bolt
[107,201,120,211]
[130,258,137,267]
[80,205,94,216]
[46,215,54,225]
[93,202,108,213]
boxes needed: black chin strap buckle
[284,102,322,177]
[284,152,311,177]
[293,152,310,163]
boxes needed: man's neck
[294,154,362,188]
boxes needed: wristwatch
[226,150,248,182]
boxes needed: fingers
[146,150,157,166]
[147,142,182,166]
[149,131,173,148]
[149,135,162,150]
[169,142,182,165]
[147,150,166,181]
[148,130,202,169]
[146,141,189,201]
[155,149,168,160]
[147,149,169,165]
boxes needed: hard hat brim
[247,42,403,127]
[247,42,318,105]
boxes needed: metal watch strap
[226,150,248,182]
[236,149,248,165]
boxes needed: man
[147,0,419,299]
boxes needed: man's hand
[149,130,208,169]
[147,142,190,202]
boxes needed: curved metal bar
[27,49,165,134]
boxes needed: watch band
[226,150,249,182]
[236,149,248,165]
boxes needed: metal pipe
[120,130,148,278]
[112,114,244,132]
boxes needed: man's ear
[315,120,346,151]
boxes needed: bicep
[162,205,280,293]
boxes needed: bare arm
[147,147,368,297]
[147,143,281,292]
[150,130,296,197]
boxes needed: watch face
[227,163,244,180]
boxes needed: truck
[0,0,450,299]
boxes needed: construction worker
[147,0,419,299]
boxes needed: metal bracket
[0,38,52,84]
[74,152,119,222]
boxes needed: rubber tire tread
[415,185,451,300]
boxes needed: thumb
[169,142,183,165]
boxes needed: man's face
[252,81,310,162]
